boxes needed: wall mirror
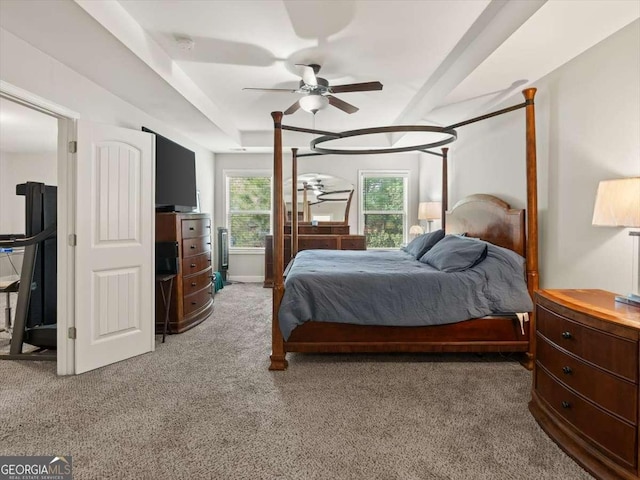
[284,173,354,225]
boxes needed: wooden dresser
[530,289,640,480]
[264,232,366,287]
[284,224,350,235]
[156,212,214,333]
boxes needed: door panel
[75,121,154,374]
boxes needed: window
[225,172,272,249]
[359,171,408,248]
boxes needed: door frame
[0,80,79,375]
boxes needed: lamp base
[615,294,640,308]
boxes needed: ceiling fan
[243,64,383,115]
[301,179,324,192]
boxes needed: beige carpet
[0,283,592,480]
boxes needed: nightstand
[530,289,640,480]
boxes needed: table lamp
[418,201,442,233]
[409,224,424,240]
[592,177,640,305]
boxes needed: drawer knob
[190,245,196,249]
[191,282,197,287]
[191,301,197,305]
[189,227,195,230]
[561,401,571,409]
[562,366,572,375]
[191,263,196,268]
[561,331,572,339]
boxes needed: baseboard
[228,275,263,283]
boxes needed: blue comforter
[278,243,533,340]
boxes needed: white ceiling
[0,0,638,154]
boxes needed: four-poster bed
[269,88,539,371]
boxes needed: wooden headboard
[445,194,526,257]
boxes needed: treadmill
[0,182,57,360]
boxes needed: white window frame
[224,169,272,254]
[358,170,409,249]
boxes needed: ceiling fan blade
[327,95,359,114]
[243,87,299,93]
[284,100,301,115]
[329,81,383,93]
[295,64,320,86]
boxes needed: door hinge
[68,327,76,340]
[68,234,77,246]
[68,141,77,153]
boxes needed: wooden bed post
[270,112,288,371]
[291,148,298,258]
[523,88,539,370]
[441,147,448,230]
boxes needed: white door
[75,121,154,373]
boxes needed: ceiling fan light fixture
[299,95,329,114]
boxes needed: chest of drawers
[530,289,640,480]
[155,212,214,333]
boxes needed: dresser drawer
[183,252,211,275]
[294,225,350,235]
[536,334,637,424]
[537,305,638,382]
[340,236,366,250]
[182,218,211,239]
[183,287,213,316]
[299,237,338,250]
[183,269,213,297]
[536,367,636,468]
[182,236,212,257]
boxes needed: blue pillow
[402,229,444,259]
[419,235,487,272]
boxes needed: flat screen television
[143,127,197,212]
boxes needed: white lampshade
[418,201,442,220]
[299,94,329,114]
[592,177,640,227]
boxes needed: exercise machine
[0,182,57,360]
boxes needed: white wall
[0,151,58,234]
[421,20,640,293]
[0,27,215,216]
[214,152,421,281]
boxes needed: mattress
[278,243,533,340]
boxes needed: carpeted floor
[0,283,592,480]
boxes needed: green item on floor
[214,271,224,292]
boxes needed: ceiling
[0,0,638,154]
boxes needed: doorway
[0,83,77,375]
[0,96,59,364]
[0,83,157,375]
